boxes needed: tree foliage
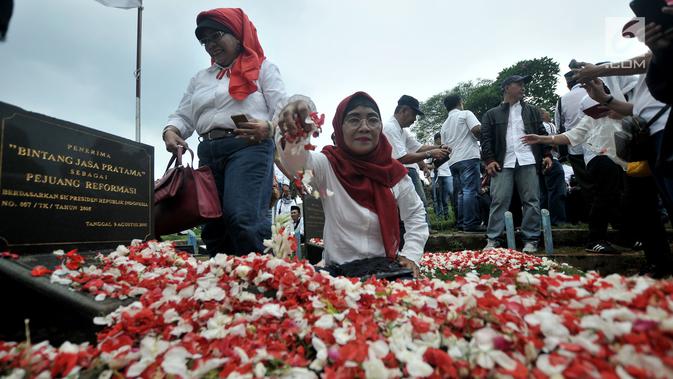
[415,79,499,143]
[413,57,560,144]
[496,56,560,112]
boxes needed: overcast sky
[1,0,648,177]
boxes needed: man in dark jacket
[481,75,552,252]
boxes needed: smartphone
[583,104,611,120]
[630,0,673,30]
[231,114,249,127]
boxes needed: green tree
[496,56,560,112]
[415,90,451,144]
[414,79,499,143]
[413,57,560,143]
[461,80,500,121]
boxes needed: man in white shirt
[383,95,450,218]
[481,75,552,252]
[274,182,297,220]
[440,94,483,232]
[555,72,594,209]
[290,205,304,242]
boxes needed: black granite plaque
[302,196,324,241]
[0,102,154,254]
[302,195,324,263]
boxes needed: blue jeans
[539,159,567,225]
[198,137,274,256]
[432,176,441,216]
[407,167,427,206]
[450,158,481,230]
[486,163,541,242]
[437,176,453,219]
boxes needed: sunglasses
[198,31,228,46]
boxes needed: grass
[427,207,454,232]
[159,227,202,242]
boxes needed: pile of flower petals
[419,248,563,278]
[45,241,197,301]
[2,244,673,378]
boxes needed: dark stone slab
[302,196,324,263]
[0,101,154,254]
[0,252,131,319]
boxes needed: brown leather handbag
[154,146,222,236]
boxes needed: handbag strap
[645,105,672,129]
[164,145,195,173]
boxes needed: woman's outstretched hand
[277,100,313,139]
[521,134,542,145]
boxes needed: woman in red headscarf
[161,8,289,256]
[276,92,429,276]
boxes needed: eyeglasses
[344,116,382,128]
[199,31,227,46]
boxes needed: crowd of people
[161,4,673,277]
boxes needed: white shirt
[383,117,423,169]
[562,164,574,185]
[293,217,304,236]
[436,161,451,177]
[276,133,428,265]
[602,75,639,102]
[166,60,287,138]
[563,116,626,169]
[503,102,536,168]
[555,84,588,156]
[631,75,670,136]
[275,197,297,217]
[543,122,559,160]
[441,109,481,167]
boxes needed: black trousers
[567,154,595,207]
[586,156,623,242]
[622,174,673,275]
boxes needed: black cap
[563,71,577,87]
[397,95,425,116]
[500,75,531,90]
[195,18,233,40]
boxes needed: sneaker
[632,241,643,251]
[522,242,538,253]
[482,239,500,251]
[463,225,487,233]
[584,241,618,254]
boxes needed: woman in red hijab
[161,8,289,256]
[276,92,429,276]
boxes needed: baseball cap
[397,95,425,116]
